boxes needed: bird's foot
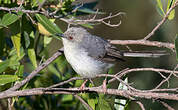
[102,79,107,94]
[79,79,88,91]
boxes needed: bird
[56,27,167,90]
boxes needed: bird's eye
[69,36,73,40]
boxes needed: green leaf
[0,75,20,85]
[167,0,175,11]
[44,36,53,47]
[11,33,21,57]
[1,13,19,26]
[156,0,165,17]
[48,64,61,78]
[0,60,9,73]
[62,95,73,102]
[174,35,178,61]
[28,48,37,68]
[98,95,112,110]
[168,9,175,20]
[24,31,30,48]
[35,14,62,35]
[16,65,24,77]
[88,99,96,110]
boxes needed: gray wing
[81,35,124,63]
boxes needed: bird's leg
[80,79,88,90]
[103,76,108,94]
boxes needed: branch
[143,0,178,40]
[158,100,175,110]
[6,49,63,92]
[74,94,93,110]
[60,12,125,27]
[109,40,175,51]
[0,87,178,101]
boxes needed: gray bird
[57,27,166,79]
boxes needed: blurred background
[50,0,178,109]
[0,0,178,110]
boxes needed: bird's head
[57,27,89,44]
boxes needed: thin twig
[136,101,145,110]
[158,100,175,110]
[143,1,178,40]
[60,12,125,27]
[74,94,93,110]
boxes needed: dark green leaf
[174,35,178,61]
[1,13,19,26]
[24,31,30,48]
[0,75,19,85]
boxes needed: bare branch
[74,94,93,110]
[60,12,125,27]
[109,40,175,51]
[136,101,145,110]
[143,1,178,40]
[158,100,175,110]
[0,87,178,101]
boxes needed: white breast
[63,40,113,78]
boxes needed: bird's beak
[55,33,65,38]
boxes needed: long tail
[122,51,168,58]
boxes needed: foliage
[0,0,177,110]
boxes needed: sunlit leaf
[11,33,21,57]
[88,99,96,110]
[0,75,19,85]
[168,9,175,20]
[38,23,52,36]
[35,14,62,36]
[44,36,53,47]
[28,48,37,68]
[156,0,165,17]
[174,35,178,61]
[167,0,175,11]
